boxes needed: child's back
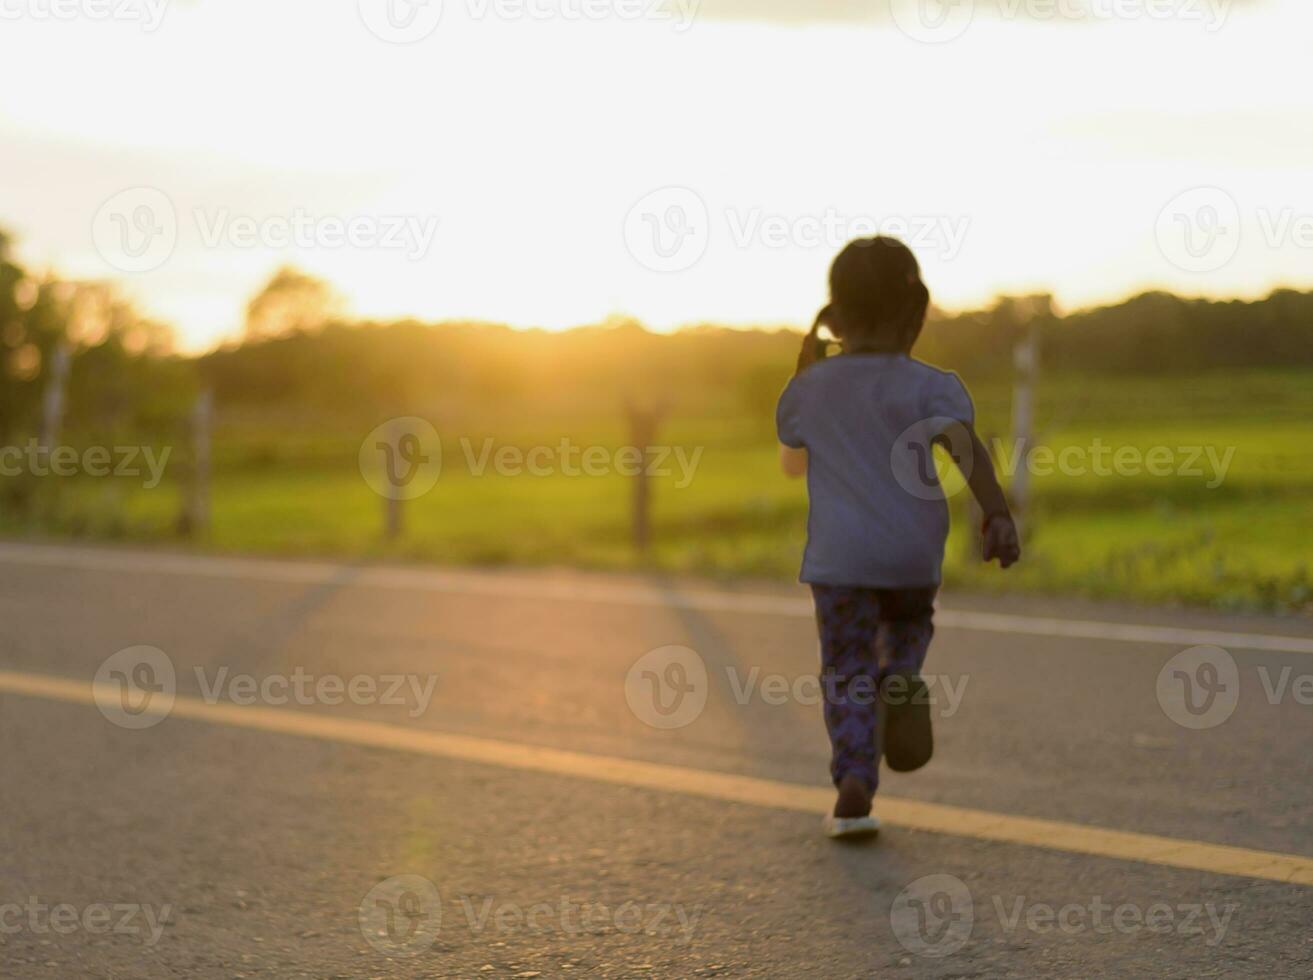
[777,352,973,588]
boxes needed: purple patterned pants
[811,584,937,795]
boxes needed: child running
[776,236,1021,839]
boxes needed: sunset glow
[2,0,1309,349]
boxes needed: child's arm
[779,444,808,478]
[778,321,825,478]
[940,422,1021,568]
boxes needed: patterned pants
[811,584,937,795]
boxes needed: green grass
[4,369,1311,614]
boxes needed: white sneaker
[822,813,881,839]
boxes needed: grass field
[5,369,1311,614]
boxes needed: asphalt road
[2,543,1312,978]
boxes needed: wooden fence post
[625,399,668,556]
[180,388,213,539]
[1009,295,1051,537]
[39,342,71,451]
[385,418,405,541]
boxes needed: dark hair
[814,236,930,353]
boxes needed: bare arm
[939,422,1021,568]
[778,318,826,478]
[960,427,1009,518]
[779,444,808,478]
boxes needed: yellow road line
[4,667,1312,887]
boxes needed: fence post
[385,418,404,541]
[1009,296,1049,535]
[39,341,71,451]
[625,399,667,556]
[185,388,213,538]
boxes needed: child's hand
[795,324,822,375]
[982,514,1021,568]
[795,305,833,375]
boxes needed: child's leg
[874,587,937,678]
[812,584,884,800]
[875,587,938,773]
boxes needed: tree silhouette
[243,266,343,341]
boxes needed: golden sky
[1,0,1309,349]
